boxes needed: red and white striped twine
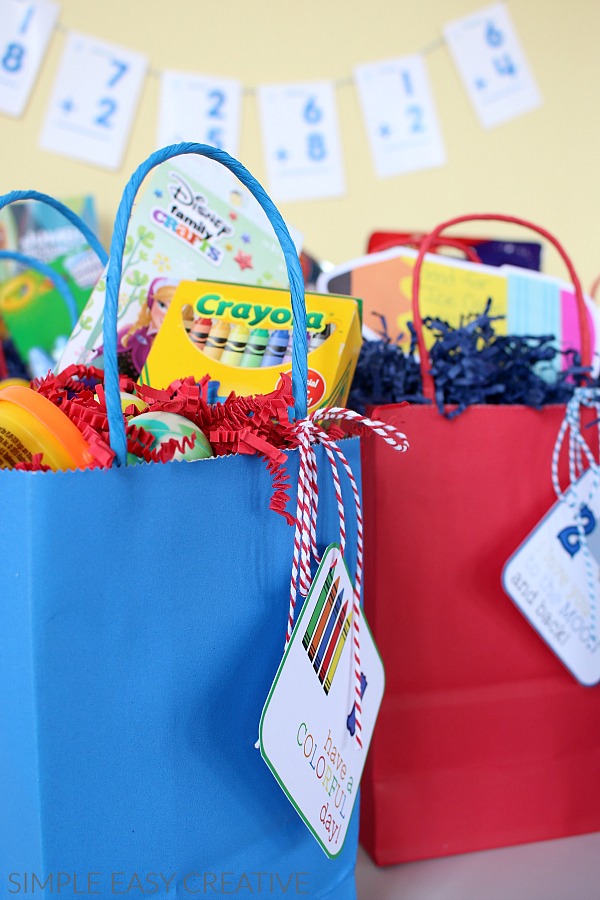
[287,408,409,747]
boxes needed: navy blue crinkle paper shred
[347,301,594,417]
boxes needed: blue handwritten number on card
[19,5,34,33]
[1,42,25,73]
[494,54,517,77]
[93,58,129,128]
[107,59,129,87]
[406,104,425,134]
[208,89,225,119]
[95,97,117,127]
[303,96,323,125]
[401,71,414,95]
[1,5,34,74]
[307,133,326,161]
[485,20,504,47]
[302,97,327,161]
[207,127,224,149]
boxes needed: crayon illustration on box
[139,279,363,412]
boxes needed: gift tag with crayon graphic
[259,544,384,856]
[503,466,600,685]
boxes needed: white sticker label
[354,54,446,177]
[0,0,59,117]
[444,3,542,129]
[156,71,242,156]
[257,81,346,202]
[40,32,148,170]
[260,544,384,856]
[503,467,600,685]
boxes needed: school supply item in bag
[139,278,362,412]
[0,144,363,896]
[359,213,600,866]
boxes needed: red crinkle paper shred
[28,367,354,523]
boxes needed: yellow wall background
[1,0,599,291]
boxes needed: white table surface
[355,832,600,900]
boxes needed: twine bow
[287,407,409,748]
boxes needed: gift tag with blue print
[503,466,600,685]
[260,544,384,856]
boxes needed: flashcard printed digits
[157,71,242,156]
[444,2,541,128]
[0,0,59,117]
[354,54,446,177]
[257,82,345,202]
[40,32,148,170]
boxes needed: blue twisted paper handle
[103,143,308,466]
[0,190,107,267]
[0,250,80,327]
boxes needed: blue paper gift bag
[0,146,359,898]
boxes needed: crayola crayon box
[139,279,362,411]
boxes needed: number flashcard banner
[40,32,148,170]
[354,54,446,178]
[444,3,541,129]
[0,0,59,117]
[257,81,345,202]
[157,71,242,156]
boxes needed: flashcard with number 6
[444,3,541,129]
[257,81,345,203]
[40,32,148,170]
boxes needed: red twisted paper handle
[411,213,592,402]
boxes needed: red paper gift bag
[359,214,600,866]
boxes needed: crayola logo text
[195,292,325,330]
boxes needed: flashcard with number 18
[0,0,59,117]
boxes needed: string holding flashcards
[552,388,600,645]
[287,408,408,747]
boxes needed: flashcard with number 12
[40,31,148,170]
[354,54,446,178]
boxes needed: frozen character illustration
[106,277,179,377]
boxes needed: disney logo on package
[168,172,234,241]
[150,172,235,266]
